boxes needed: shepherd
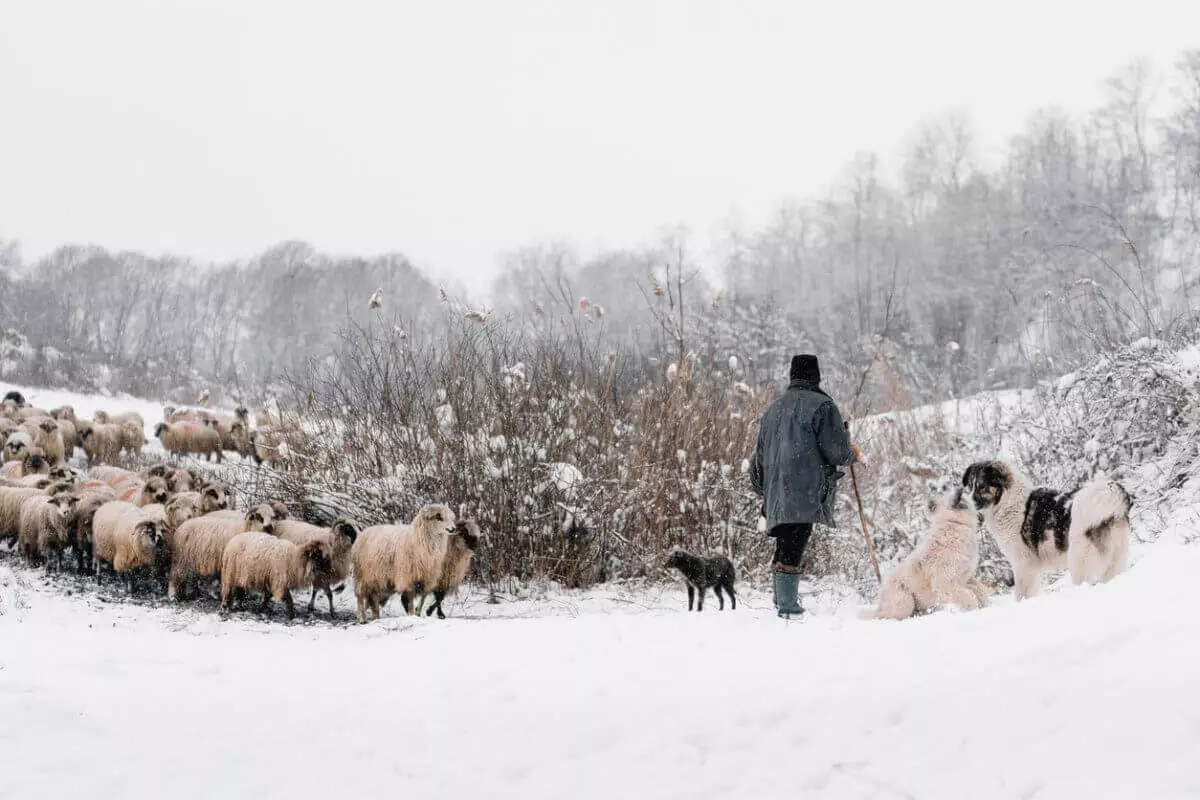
[750,354,861,619]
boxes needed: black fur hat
[790,354,821,385]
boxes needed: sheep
[0,417,17,439]
[250,424,306,468]
[3,430,33,463]
[155,421,222,462]
[89,411,145,456]
[220,532,333,619]
[3,390,27,407]
[114,476,171,507]
[14,406,51,421]
[91,501,166,592]
[423,518,481,619]
[277,518,360,615]
[94,409,146,431]
[22,417,66,465]
[69,484,118,573]
[18,491,78,569]
[0,486,51,548]
[87,465,138,486]
[142,489,229,584]
[142,463,205,494]
[167,503,283,600]
[77,420,125,466]
[163,406,210,424]
[0,447,49,480]
[351,504,456,624]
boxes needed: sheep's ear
[927,498,938,513]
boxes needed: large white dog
[961,460,1132,600]
[864,486,989,620]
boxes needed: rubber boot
[773,571,804,619]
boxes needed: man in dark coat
[750,354,860,618]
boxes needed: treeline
[2,53,1200,415]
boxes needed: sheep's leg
[324,586,335,617]
[308,587,317,614]
[713,585,725,610]
[258,591,271,614]
[399,591,412,615]
[686,585,694,611]
[356,595,367,624]
[283,590,295,620]
[696,586,705,612]
[724,581,737,610]
[426,590,446,618]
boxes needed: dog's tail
[1068,477,1133,583]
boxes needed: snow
[2,547,1200,798]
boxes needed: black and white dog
[961,460,1132,600]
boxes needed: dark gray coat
[750,380,857,530]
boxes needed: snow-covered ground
[2,546,1199,799]
[6,368,1200,797]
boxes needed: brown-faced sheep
[167,504,283,600]
[114,476,171,507]
[77,420,125,466]
[22,417,66,465]
[142,463,205,494]
[220,532,333,619]
[91,501,167,592]
[0,447,49,480]
[424,518,481,619]
[18,491,78,569]
[155,421,222,462]
[351,504,456,624]
[277,518,359,615]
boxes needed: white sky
[1,0,1198,283]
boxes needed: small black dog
[664,550,736,611]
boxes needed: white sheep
[220,532,334,619]
[351,504,456,624]
[0,486,46,546]
[18,490,78,569]
[167,503,283,600]
[155,421,223,462]
[77,420,125,466]
[91,501,166,592]
[3,429,33,463]
[22,417,66,465]
[276,518,359,615]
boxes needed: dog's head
[929,484,974,515]
[961,461,1012,510]
[664,550,688,570]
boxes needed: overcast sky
[1,1,1198,282]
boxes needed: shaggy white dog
[863,486,989,620]
[961,460,1132,600]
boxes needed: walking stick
[850,463,882,584]
[846,419,882,584]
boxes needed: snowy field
[3,546,1200,799]
[5,377,1200,797]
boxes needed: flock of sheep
[0,390,481,623]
